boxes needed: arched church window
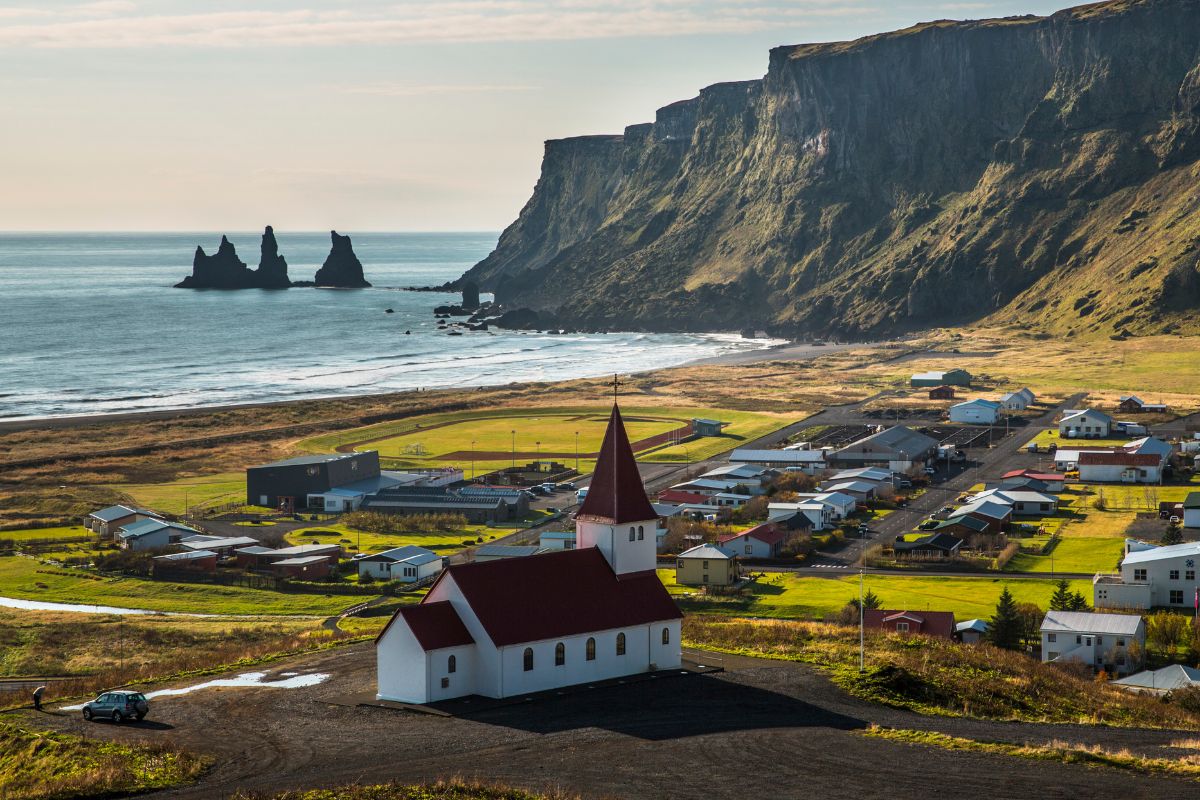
[448,654,456,673]
[586,637,596,661]
[629,527,636,541]
[662,627,670,645]
[555,642,565,666]
[616,632,626,656]
[637,525,644,540]
[523,647,534,671]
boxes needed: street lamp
[511,430,516,470]
[574,431,579,472]
[471,439,476,481]
[859,568,866,674]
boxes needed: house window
[1076,636,1082,645]
[702,574,709,583]
[677,560,684,568]
[616,632,626,656]
[662,627,670,645]
[441,677,450,689]
[896,622,910,633]
[586,637,596,661]
[629,527,636,542]
[745,545,753,554]
[1171,570,1180,580]
[555,642,565,667]
[1117,638,1125,647]
[702,560,709,569]
[1096,636,1103,646]
[1047,633,1056,642]
[1134,569,1147,581]
[1116,654,1126,666]
[637,525,644,541]
[523,647,534,671]
[447,655,456,674]
[1171,590,1184,604]
[1188,571,1195,581]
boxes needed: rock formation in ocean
[175,227,293,289]
[455,0,1200,338]
[461,280,481,309]
[313,231,371,288]
[255,225,291,288]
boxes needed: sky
[1,0,1077,232]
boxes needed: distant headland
[175,227,371,289]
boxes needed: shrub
[341,511,469,535]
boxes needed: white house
[807,491,857,520]
[1184,493,1200,529]
[1094,541,1200,610]
[375,404,682,704]
[1077,452,1163,484]
[825,467,894,486]
[729,448,826,473]
[116,519,202,551]
[1039,610,1144,676]
[968,489,1059,516]
[1112,665,1200,695]
[768,502,832,531]
[821,480,877,502]
[1059,408,1113,438]
[716,523,792,559]
[956,618,989,644]
[999,388,1035,411]
[949,399,1002,425]
[357,545,443,583]
[538,531,577,550]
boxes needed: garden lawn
[1027,430,1132,449]
[1004,537,1125,574]
[668,572,1094,620]
[114,472,245,515]
[0,557,365,616]
[0,525,93,542]
[1074,484,1198,512]
[287,523,485,556]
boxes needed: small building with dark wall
[928,386,956,400]
[865,609,956,638]
[246,451,381,510]
[362,489,510,523]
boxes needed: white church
[375,404,683,703]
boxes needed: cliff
[314,231,371,288]
[175,227,292,289]
[458,0,1200,338]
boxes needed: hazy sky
[2,0,1074,231]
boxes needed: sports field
[297,405,798,478]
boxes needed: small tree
[1162,525,1184,545]
[1146,611,1190,663]
[1015,602,1044,649]
[848,588,882,612]
[1049,579,1074,611]
[989,586,1023,650]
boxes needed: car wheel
[136,713,145,721]
[111,710,123,723]
[82,708,93,721]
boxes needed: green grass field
[0,556,366,616]
[286,523,488,556]
[661,570,1093,620]
[0,525,93,542]
[1027,430,1133,449]
[113,472,246,515]
[295,405,797,478]
[1005,537,1125,573]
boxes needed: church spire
[576,403,657,524]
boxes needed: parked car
[82,690,148,723]
[539,483,558,493]
[923,466,937,475]
[529,486,549,496]
[556,482,576,491]
[575,488,589,502]
[897,479,913,488]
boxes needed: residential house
[178,535,260,557]
[85,505,162,538]
[820,480,877,503]
[831,425,939,468]
[116,519,202,551]
[1094,541,1200,610]
[716,523,792,559]
[928,386,956,400]
[729,448,826,473]
[1058,408,1113,439]
[676,544,738,586]
[1112,665,1200,695]
[949,399,1002,425]
[1184,492,1200,529]
[152,549,218,572]
[699,463,769,483]
[657,489,711,505]
[770,511,815,534]
[893,533,962,560]
[956,619,989,644]
[1040,610,1145,676]
[953,499,1012,533]
[968,489,1059,516]
[863,609,956,638]
[1118,396,1169,414]
[910,369,972,388]
[538,531,577,550]
[807,491,857,520]
[271,555,333,580]
[1001,469,1065,491]
[929,514,992,541]
[472,544,548,562]
[356,545,443,583]
[768,502,832,531]
[1077,452,1163,484]
[1000,388,1036,411]
[711,492,752,508]
[825,467,895,486]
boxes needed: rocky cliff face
[458,0,1200,338]
[176,227,292,289]
[313,231,371,288]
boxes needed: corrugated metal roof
[1040,610,1142,635]
[1121,542,1200,565]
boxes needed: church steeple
[575,403,659,575]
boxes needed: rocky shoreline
[175,228,371,289]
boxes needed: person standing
[32,685,45,711]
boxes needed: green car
[82,690,148,723]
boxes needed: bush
[341,511,470,535]
[358,573,375,585]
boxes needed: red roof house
[658,489,711,505]
[717,522,793,558]
[863,609,956,639]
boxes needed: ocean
[0,232,772,421]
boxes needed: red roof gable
[864,609,956,639]
[577,404,657,524]
[1079,452,1162,466]
[658,489,709,505]
[434,547,680,647]
[377,601,474,651]
[718,522,789,547]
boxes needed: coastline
[0,338,872,434]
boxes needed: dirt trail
[28,644,1197,799]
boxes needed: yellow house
[675,544,738,586]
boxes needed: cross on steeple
[608,374,623,402]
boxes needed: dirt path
[27,643,1197,799]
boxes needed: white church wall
[426,574,504,698]
[426,644,478,702]
[649,619,682,670]
[576,518,659,575]
[497,625,658,698]
[376,618,429,703]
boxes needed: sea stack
[175,235,255,288]
[313,231,371,288]
[461,280,480,309]
[255,225,291,288]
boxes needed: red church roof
[433,547,681,647]
[377,600,474,651]
[577,404,657,524]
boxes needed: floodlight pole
[511,430,516,470]
[575,431,579,472]
[471,440,476,482]
[859,568,865,674]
